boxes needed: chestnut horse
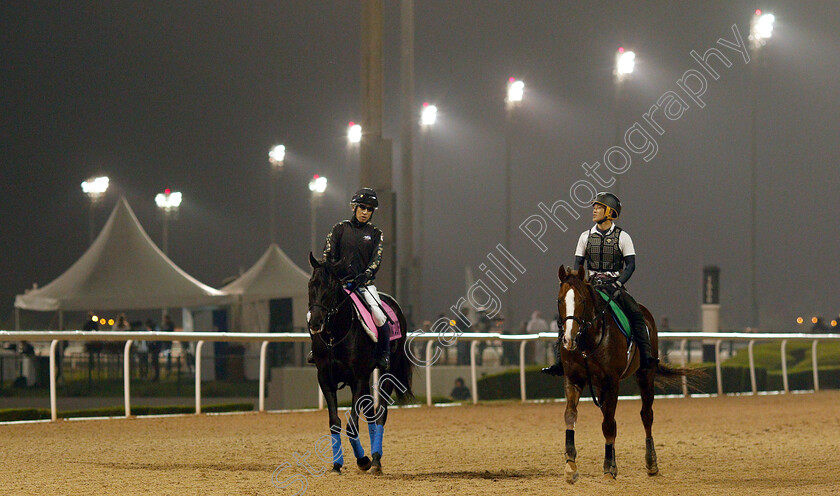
[556,265,692,483]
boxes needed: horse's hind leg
[635,369,659,475]
[600,379,619,480]
[563,378,581,484]
[364,379,389,476]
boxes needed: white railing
[1,331,838,421]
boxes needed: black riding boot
[374,324,390,371]
[631,316,658,369]
[306,350,315,365]
[541,339,565,376]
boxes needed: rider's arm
[617,255,635,285]
[322,223,342,261]
[573,231,588,271]
[615,230,636,285]
[363,229,384,280]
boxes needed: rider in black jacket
[307,188,391,370]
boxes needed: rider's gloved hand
[606,280,623,299]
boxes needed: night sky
[2,1,839,331]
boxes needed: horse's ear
[558,264,566,281]
[309,252,321,269]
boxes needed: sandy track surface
[2,391,839,495]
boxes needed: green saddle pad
[595,289,632,339]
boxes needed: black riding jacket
[322,217,383,283]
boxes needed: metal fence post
[715,339,723,396]
[781,339,788,394]
[195,340,204,414]
[748,339,757,395]
[49,339,58,421]
[812,340,819,392]
[425,340,434,406]
[469,340,478,405]
[124,340,133,417]
[519,340,527,402]
[680,339,688,397]
[259,341,268,412]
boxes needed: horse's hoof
[357,456,372,471]
[603,471,616,480]
[329,463,342,475]
[564,462,578,484]
[368,453,382,475]
[647,463,659,476]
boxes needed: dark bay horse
[307,254,413,475]
[556,265,694,483]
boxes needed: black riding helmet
[351,187,379,209]
[593,192,621,219]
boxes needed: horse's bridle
[558,282,614,408]
[558,290,602,351]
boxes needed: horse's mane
[561,267,605,315]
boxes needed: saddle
[344,289,402,342]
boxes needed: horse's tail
[653,363,708,391]
[389,336,415,405]
[378,293,414,405]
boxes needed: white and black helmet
[351,188,379,209]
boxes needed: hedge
[0,402,253,422]
[476,363,840,400]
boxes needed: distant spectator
[161,314,175,375]
[811,318,830,334]
[145,319,162,381]
[549,313,560,365]
[112,313,131,332]
[450,377,471,401]
[526,311,550,364]
[500,315,518,365]
[83,311,102,355]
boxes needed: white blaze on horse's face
[563,287,576,351]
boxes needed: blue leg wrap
[368,422,377,447]
[348,434,365,459]
[372,424,385,455]
[330,432,344,466]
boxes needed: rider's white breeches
[361,285,387,327]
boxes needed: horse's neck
[582,284,603,320]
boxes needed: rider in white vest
[543,192,659,376]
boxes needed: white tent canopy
[220,243,310,332]
[15,197,228,312]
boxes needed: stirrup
[306,351,315,365]
[375,355,390,372]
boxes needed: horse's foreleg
[635,369,659,475]
[348,380,371,472]
[563,378,581,484]
[600,380,619,479]
[320,379,343,475]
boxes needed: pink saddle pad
[345,289,402,340]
